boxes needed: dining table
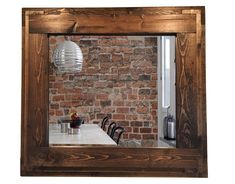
[49,123,117,146]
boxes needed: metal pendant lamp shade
[53,41,83,73]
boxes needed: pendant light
[52,37,83,73]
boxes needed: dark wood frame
[21,7,207,177]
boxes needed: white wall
[0,0,235,184]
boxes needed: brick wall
[49,35,158,146]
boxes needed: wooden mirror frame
[21,7,207,177]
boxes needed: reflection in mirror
[49,35,176,148]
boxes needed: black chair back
[107,122,116,136]
[101,116,109,130]
[110,126,125,144]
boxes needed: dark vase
[70,117,82,128]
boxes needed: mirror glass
[48,35,176,148]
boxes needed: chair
[110,126,125,144]
[100,116,110,130]
[107,122,116,136]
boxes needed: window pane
[162,37,171,108]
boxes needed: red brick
[113,81,125,87]
[139,89,151,95]
[111,67,118,73]
[49,110,55,116]
[129,134,142,140]
[133,127,139,133]
[107,75,118,81]
[63,109,69,115]
[96,94,109,100]
[118,67,130,74]
[86,93,96,100]
[150,95,157,100]
[83,99,94,106]
[125,101,132,106]
[100,100,111,107]
[151,89,157,95]
[126,115,138,121]
[140,128,152,133]
[134,48,145,55]
[96,113,106,120]
[61,88,81,94]
[56,110,63,116]
[113,100,124,106]
[151,73,157,80]
[142,134,155,140]
[112,39,129,46]
[152,115,157,121]
[50,103,59,109]
[143,121,151,127]
[130,39,144,46]
[50,37,57,44]
[82,81,94,87]
[60,102,71,108]
[94,81,108,88]
[113,114,125,120]
[151,102,157,110]
[56,36,65,42]
[140,115,152,121]
[145,37,157,46]
[122,126,132,132]
[117,121,129,127]
[137,106,149,114]
[65,94,80,100]
[49,75,55,82]
[112,54,123,62]
[86,67,100,74]
[71,101,82,107]
[50,89,57,94]
[145,48,153,55]
[123,54,131,62]
[151,110,157,117]
[79,40,92,46]
[77,107,90,113]
[130,121,143,127]
[132,81,145,88]
[123,133,129,139]
[128,94,138,100]
[153,128,158,133]
[102,107,115,114]
[116,107,129,113]
[95,101,100,106]
[98,39,112,46]
[121,47,133,54]
[53,82,63,89]
[52,95,64,101]
[150,81,157,88]
[98,54,111,62]
[121,93,127,99]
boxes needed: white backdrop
[0,0,235,184]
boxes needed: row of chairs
[100,116,125,145]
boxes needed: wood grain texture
[21,7,207,177]
[29,14,196,34]
[176,33,198,148]
[21,13,29,174]
[28,34,49,147]
[27,147,200,177]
